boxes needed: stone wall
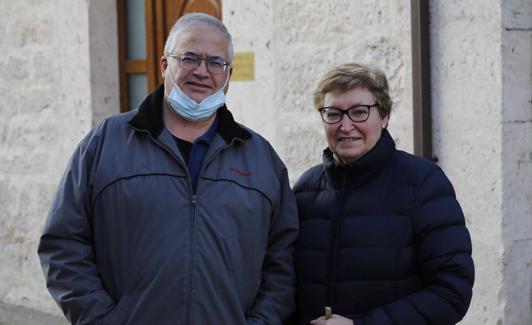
[0,0,94,316]
[500,0,532,324]
[89,0,120,126]
[431,1,506,323]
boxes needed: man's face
[161,27,231,103]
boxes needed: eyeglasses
[318,104,379,124]
[168,53,230,74]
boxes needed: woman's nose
[339,114,354,131]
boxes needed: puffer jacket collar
[127,84,252,143]
[323,129,395,193]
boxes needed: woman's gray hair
[314,63,393,118]
[163,13,234,62]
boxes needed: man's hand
[310,314,354,325]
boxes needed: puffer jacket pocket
[94,296,132,325]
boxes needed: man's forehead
[176,26,226,43]
[173,27,228,57]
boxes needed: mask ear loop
[166,58,178,87]
[219,65,231,91]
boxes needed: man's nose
[193,59,209,76]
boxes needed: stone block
[280,120,325,183]
[502,239,532,325]
[502,30,532,123]
[503,0,532,29]
[10,17,54,48]
[0,56,30,81]
[502,121,532,240]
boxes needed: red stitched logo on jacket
[229,167,252,177]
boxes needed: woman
[294,63,474,325]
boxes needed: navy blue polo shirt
[173,117,219,192]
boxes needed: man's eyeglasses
[168,53,230,74]
[318,104,379,124]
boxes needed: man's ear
[160,56,168,78]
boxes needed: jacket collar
[323,129,395,192]
[127,84,252,144]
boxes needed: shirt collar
[195,117,219,145]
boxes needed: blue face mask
[166,67,230,122]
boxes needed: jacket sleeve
[37,133,120,325]
[355,168,475,325]
[246,167,299,325]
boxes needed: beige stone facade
[0,0,530,323]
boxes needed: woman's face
[322,87,389,165]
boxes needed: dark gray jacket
[38,85,299,325]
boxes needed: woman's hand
[310,314,354,325]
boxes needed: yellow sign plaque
[231,52,255,81]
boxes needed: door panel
[183,0,222,18]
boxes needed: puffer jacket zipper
[327,174,348,307]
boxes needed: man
[38,13,298,325]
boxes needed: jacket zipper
[131,127,197,324]
[327,176,348,307]
[183,138,239,323]
[186,194,197,324]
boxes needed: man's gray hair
[164,13,234,62]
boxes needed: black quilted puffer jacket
[293,130,474,325]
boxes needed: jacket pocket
[95,296,132,325]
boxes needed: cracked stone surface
[0,302,67,325]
